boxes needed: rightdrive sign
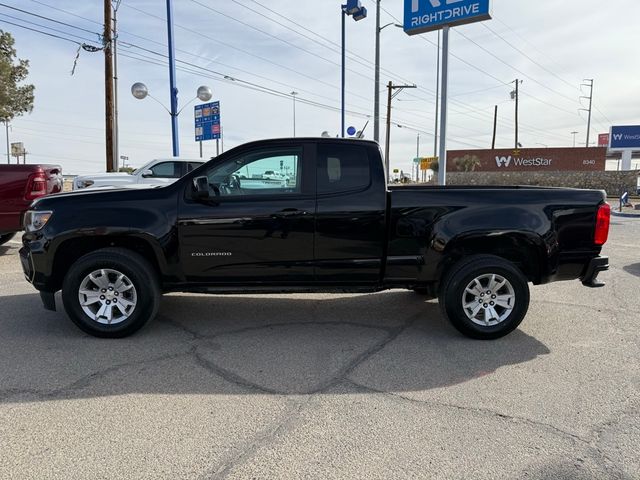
[609,126,640,150]
[404,0,491,35]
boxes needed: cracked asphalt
[1,218,639,479]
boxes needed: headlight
[75,179,94,189]
[24,210,53,233]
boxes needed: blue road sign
[195,101,221,142]
[404,0,491,35]
[610,125,640,150]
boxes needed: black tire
[62,248,160,338]
[0,233,16,246]
[438,255,530,340]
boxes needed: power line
[453,28,580,107]
[0,12,99,43]
[120,3,373,105]
[480,23,579,91]
[118,46,484,148]
[0,17,92,45]
[0,2,99,35]
[188,0,374,84]
[229,0,419,89]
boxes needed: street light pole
[341,2,367,138]
[373,0,381,143]
[341,8,346,138]
[166,0,179,157]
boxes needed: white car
[73,158,205,190]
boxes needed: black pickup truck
[20,138,610,339]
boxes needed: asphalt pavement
[0,218,638,479]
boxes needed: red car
[0,164,62,245]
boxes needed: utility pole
[112,0,122,171]
[511,79,522,149]
[416,133,420,182]
[491,105,498,149]
[104,0,115,172]
[571,131,579,148]
[373,0,381,143]
[384,81,392,179]
[580,79,594,148]
[385,81,417,181]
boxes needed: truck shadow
[0,291,550,402]
[623,263,640,278]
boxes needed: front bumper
[580,256,609,288]
[19,246,35,283]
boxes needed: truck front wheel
[62,248,160,338]
[439,255,530,340]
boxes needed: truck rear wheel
[439,255,530,340]
[62,248,160,338]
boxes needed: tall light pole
[341,1,367,138]
[291,91,298,137]
[571,131,579,148]
[374,20,403,143]
[166,0,179,157]
[374,0,381,143]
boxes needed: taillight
[594,203,611,246]
[25,173,47,201]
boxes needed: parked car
[73,158,204,190]
[0,164,62,245]
[21,138,610,339]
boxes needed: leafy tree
[454,154,481,172]
[0,30,35,122]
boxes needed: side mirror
[192,176,211,200]
[141,169,154,178]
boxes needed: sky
[1,0,639,175]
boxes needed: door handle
[272,209,309,218]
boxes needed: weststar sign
[447,148,607,172]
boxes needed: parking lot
[0,218,637,480]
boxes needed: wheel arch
[49,235,166,291]
[437,231,548,286]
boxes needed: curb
[611,210,640,218]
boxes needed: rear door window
[317,144,371,194]
[150,162,182,178]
